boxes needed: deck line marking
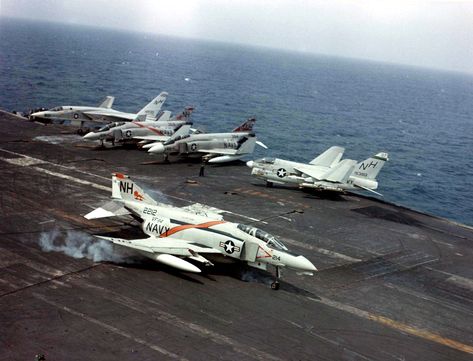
[0,148,110,180]
[33,293,187,360]
[310,296,473,355]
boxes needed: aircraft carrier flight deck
[1,111,472,360]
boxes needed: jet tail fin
[309,146,344,167]
[136,92,168,120]
[174,106,195,121]
[98,96,115,109]
[352,152,389,180]
[112,173,158,205]
[232,117,256,132]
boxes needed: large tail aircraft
[247,147,389,195]
[85,173,317,289]
[147,117,267,163]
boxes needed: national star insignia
[276,168,287,178]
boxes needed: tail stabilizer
[174,106,195,121]
[137,92,168,119]
[233,117,256,132]
[352,152,389,180]
[112,173,157,205]
[309,146,344,167]
[322,159,357,183]
[155,110,172,122]
[236,136,257,155]
[98,96,115,109]
[85,200,130,220]
[163,123,192,145]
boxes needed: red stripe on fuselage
[159,220,226,238]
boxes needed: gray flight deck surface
[0,111,472,360]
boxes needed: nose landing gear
[271,266,281,290]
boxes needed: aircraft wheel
[271,281,280,290]
[77,128,84,135]
[266,181,274,188]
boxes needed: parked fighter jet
[147,117,267,163]
[30,92,168,129]
[82,106,194,146]
[247,146,389,195]
[85,173,317,289]
[29,96,115,125]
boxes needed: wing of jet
[132,135,171,142]
[98,96,115,109]
[296,159,357,183]
[95,235,221,272]
[309,146,344,167]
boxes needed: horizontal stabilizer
[85,201,129,220]
[322,159,357,183]
[309,146,344,167]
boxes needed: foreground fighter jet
[85,173,317,289]
[30,92,168,129]
[247,146,389,195]
[146,117,267,163]
[82,106,194,146]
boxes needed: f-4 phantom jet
[82,106,194,146]
[147,117,267,163]
[247,146,389,195]
[85,173,317,289]
[30,92,168,129]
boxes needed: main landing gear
[271,266,281,290]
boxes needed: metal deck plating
[1,111,472,360]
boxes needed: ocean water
[1,18,472,226]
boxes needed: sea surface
[1,18,472,226]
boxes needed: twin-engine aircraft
[85,173,316,289]
[30,92,168,127]
[146,117,267,163]
[247,146,389,195]
[82,106,194,146]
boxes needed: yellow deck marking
[311,297,473,355]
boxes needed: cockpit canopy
[49,106,63,111]
[237,224,288,250]
[98,122,125,132]
[256,157,275,165]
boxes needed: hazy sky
[2,0,473,73]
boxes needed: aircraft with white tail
[82,106,194,146]
[247,146,389,195]
[84,173,316,289]
[30,92,168,129]
[146,117,267,163]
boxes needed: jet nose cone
[246,160,254,168]
[148,143,165,154]
[83,132,98,140]
[31,111,45,118]
[295,256,318,272]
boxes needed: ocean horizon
[1,17,472,226]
